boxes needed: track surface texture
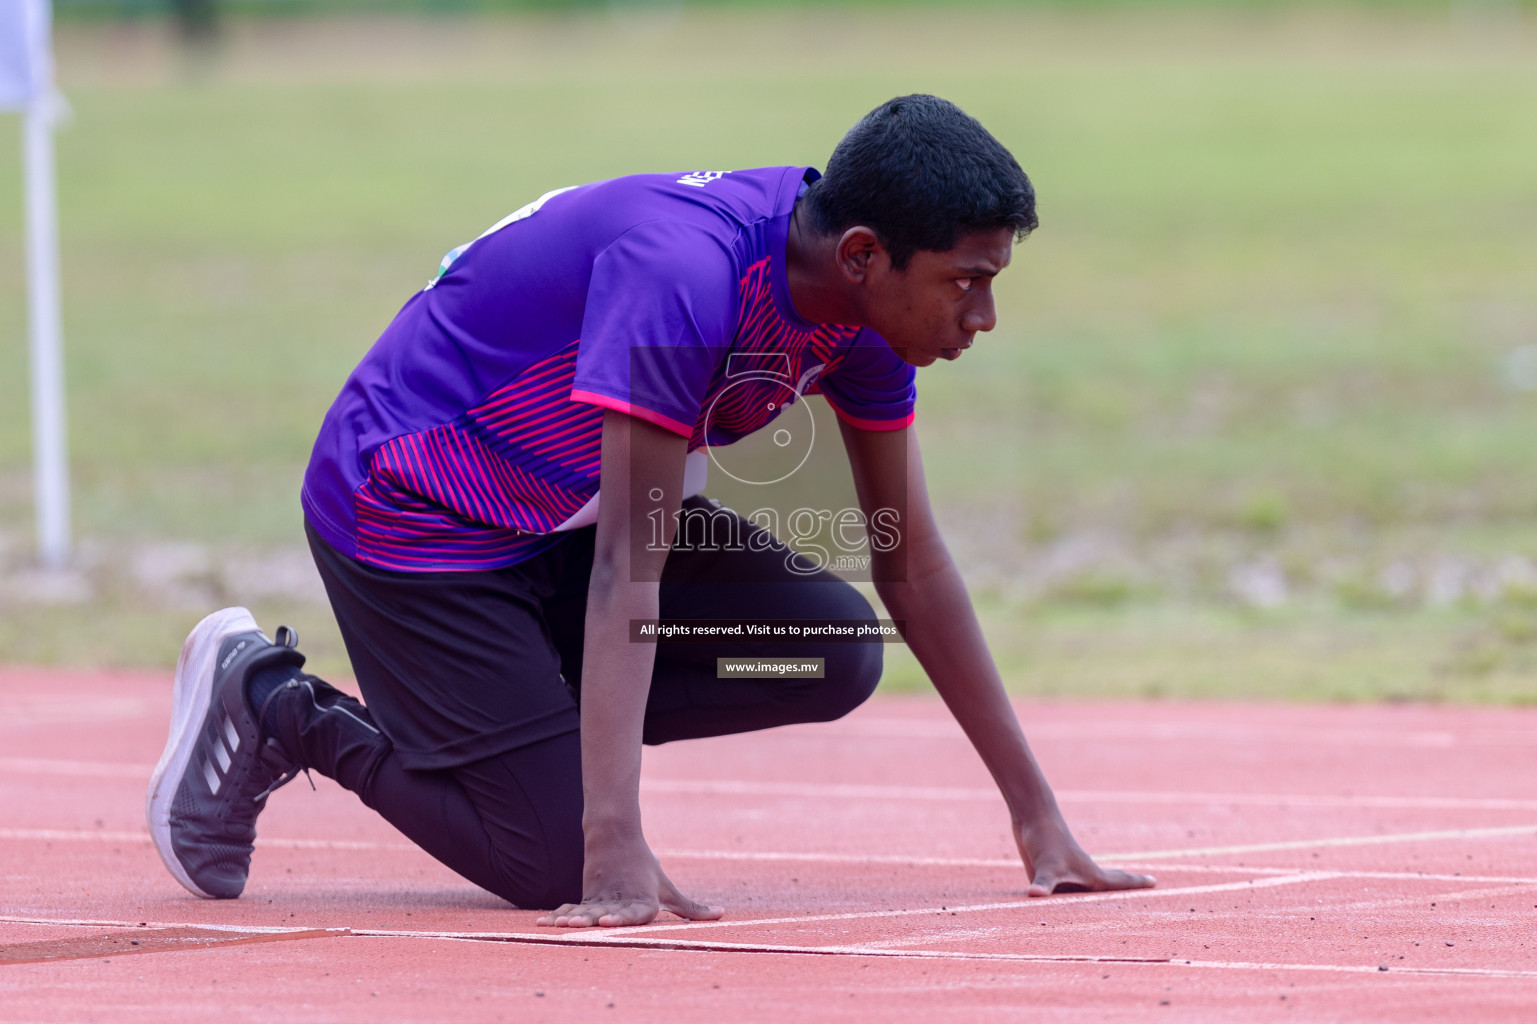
[2,667,1535,1021]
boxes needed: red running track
[2,667,1535,1021]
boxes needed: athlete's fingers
[1100,869,1157,891]
[1057,867,1156,894]
[1026,872,1062,898]
[537,903,582,926]
[552,908,611,927]
[543,900,625,927]
[546,896,665,928]
[1028,867,1157,897]
[596,899,660,928]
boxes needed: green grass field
[1,6,1534,699]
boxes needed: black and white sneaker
[146,607,308,899]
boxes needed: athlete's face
[865,227,1013,367]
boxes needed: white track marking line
[642,779,993,801]
[6,827,1537,887]
[1329,882,1536,913]
[1105,824,1537,860]
[656,848,1020,868]
[0,757,154,777]
[0,827,151,844]
[0,827,414,852]
[610,873,1339,935]
[0,914,342,935]
[14,755,1537,815]
[10,914,1537,980]
[0,698,152,725]
[1129,865,1537,885]
[642,778,1537,811]
[827,717,1537,749]
[15,882,1336,940]
[851,925,1021,950]
[344,929,1537,979]
[1169,961,1537,980]
[656,851,1537,885]
[1063,791,1537,812]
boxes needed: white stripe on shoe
[146,607,260,899]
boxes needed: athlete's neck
[785,199,865,328]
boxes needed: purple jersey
[301,166,917,572]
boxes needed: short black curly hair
[805,94,1037,270]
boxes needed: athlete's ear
[835,227,885,285]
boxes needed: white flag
[1,0,52,112]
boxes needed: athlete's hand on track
[1014,818,1156,897]
[537,835,723,928]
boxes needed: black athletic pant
[276,497,884,908]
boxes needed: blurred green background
[1,1,1534,700]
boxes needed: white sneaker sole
[145,606,262,899]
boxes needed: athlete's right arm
[536,409,723,928]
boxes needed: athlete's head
[808,94,1036,270]
[802,94,1036,367]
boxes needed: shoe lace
[252,748,315,804]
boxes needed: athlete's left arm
[838,417,1155,896]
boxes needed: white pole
[23,94,69,569]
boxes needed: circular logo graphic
[703,378,816,486]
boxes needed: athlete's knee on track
[484,824,584,910]
[801,583,883,722]
[805,639,882,722]
[503,810,583,909]
[483,795,585,908]
[463,738,586,910]
[515,860,584,911]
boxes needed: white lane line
[1134,865,1537,886]
[346,928,1537,979]
[644,779,993,801]
[14,755,1537,816]
[611,873,1339,935]
[11,913,1536,980]
[7,827,1537,888]
[0,698,151,725]
[828,718,1537,749]
[656,848,1017,869]
[655,849,1537,886]
[1105,825,1537,861]
[0,827,415,852]
[9,881,1317,941]
[852,925,1018,950]
[0,827,150,843]
[643,778,1537,811]
[0,914,335,935]
[1329,882,1536,914]
[1297,868,1537,884]
[1066,791,1537,813]
[1171,960,1537,980]
[0,757,152,778]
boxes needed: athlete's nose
[961,291,997,334]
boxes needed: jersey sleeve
[817,328,917,431]
[570,221,738,437]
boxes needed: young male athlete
[147,94,1155,927]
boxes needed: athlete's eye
[956,277,974,292]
